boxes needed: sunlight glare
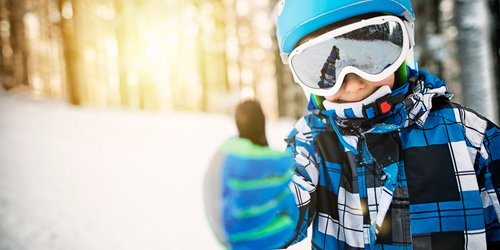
[84,48,96,63]
[23,13,40,39]
[96,5,115,20]
[241,86,255,99]
[30,74,43,94]
[61,1,73,20]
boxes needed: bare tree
[114,0,133,106]
[456,0,498,123]
[491,0,500,120]
[57,0,80,105]
[0,0,14,89]
[6,0,28,89]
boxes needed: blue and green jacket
[204,70,500,249]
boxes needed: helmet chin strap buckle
[362,93,405,119]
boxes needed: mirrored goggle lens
[290,20,405,90]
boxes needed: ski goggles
[288,15,410,97]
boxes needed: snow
[0,94,310,250]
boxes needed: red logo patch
[380,101,392,114]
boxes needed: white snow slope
[0,94,310,250]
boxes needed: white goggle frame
[287,15,410,97]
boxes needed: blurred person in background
[205,0,500,249]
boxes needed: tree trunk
[57,0,80,105]
[456,0,498,123]
[114,0,131,107]
[491,0,500,121]
[6,0,28,88]
[0,0,14,89]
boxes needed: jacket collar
[310,69,452,151]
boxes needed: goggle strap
[311,94,325,110]
[396,61,408,87]
[307,94,319,111]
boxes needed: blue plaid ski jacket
[283,70,500,249]
[205,70,500,250]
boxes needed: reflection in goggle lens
[290,20,405,91]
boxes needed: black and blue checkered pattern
[284,71,500,249]
[207,71,499,249]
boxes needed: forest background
[0,0,498,122]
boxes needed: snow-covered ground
[0,93,310,250]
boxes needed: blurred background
[0,0,498,249]
[0,0,498,119]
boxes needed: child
[205,1,500,249]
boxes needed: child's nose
[343,74,366,93]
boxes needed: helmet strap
[395,60,408,88]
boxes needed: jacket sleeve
[472,116,500,246]
[283,117,320,246]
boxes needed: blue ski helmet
[276,0,415,55]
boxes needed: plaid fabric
[285,71,500,249]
